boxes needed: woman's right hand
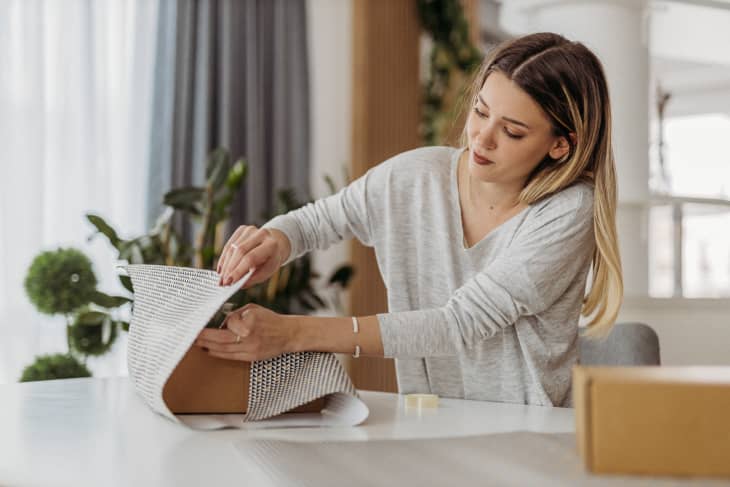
[216,225,291,287]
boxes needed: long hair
[458,33,623,339]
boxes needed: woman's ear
[548,132,576,160]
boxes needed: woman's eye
[504,129,524,140]
[473,107,524,140]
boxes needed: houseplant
[87,148,354,326]
[417,0,482,145]
[22,247,128,380]
[20,147,354,381]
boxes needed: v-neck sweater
[263,146,595,406]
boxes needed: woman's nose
[475,123,497,150]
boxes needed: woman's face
[466,70,570,187]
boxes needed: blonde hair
[458,33,623,339]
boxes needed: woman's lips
[472,151,495,166]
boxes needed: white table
[1,378,726,487]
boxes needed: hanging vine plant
[417,0,483,145]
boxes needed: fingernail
[226,276,233,285]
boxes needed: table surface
[0,376,578,487]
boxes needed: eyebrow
[477,94,530,130]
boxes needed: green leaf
[129,243,144,264]
[150,207,174,235]
[225,160,248,190]
[76,310,108,326]
[119,242,139,264]
[212,160,247,212]
[210,199,230,222]
[163,187,205,215]
[201,246,215,269]
[24,248,97,315]
[119,275,134,293]
[19,353,91,382]
[205,147,230,181]
[86,214,121,248]
[208,149,231,192]
[90,290,131,308]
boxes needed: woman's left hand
[193,303,299,362]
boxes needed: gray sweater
[263,146,595,407]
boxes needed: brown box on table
[572,365,730,478]
[162,345,324,414]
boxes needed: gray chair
[578,321,661,367]
[563,322,661,407]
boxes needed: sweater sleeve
[377,184,595,358]
[262,161,388,266]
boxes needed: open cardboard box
[573,365,730,478]
[162,345,325,414]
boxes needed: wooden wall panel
[348,0,421,393]
[346,0,480,392]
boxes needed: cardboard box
[573,366,730,478]
[162,345,324,414]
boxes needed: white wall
[651,0,730,67]
[618,299,730,366]
[305,0,353,312]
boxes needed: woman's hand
[216,225,291,287]
[193,303,300,362]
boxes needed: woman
[194,32,623,407]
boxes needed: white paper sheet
[124,264,369,430]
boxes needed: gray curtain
[147,0,310,238]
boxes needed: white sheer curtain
[0,0,159,383]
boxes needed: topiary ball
[68,313,118,356]
[24,248,98,315]
[19,353,92,382]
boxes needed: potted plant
[22,247,129,380]
[87,148,354,327]
[19,147,354,382]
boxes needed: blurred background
[1,0,728,389]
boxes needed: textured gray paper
[233,432,730,486]
[124,264,368,430]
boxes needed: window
[0,0,158,384]
[649,113,730,298]
[649,0,730,298]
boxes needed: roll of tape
[404,393,439,409]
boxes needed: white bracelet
[352,316,361,358]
